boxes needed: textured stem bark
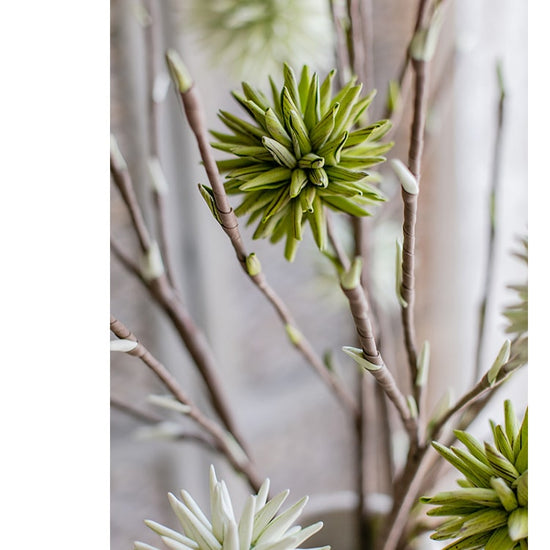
[110,316,262,491]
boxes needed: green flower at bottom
[422,400,528,549]
[212,64,393,261]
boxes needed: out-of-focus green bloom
[422,400,528,549]
[503,238,528,369]
[184,0,334,83]
[134,465,328,550]
[212,64,393,261]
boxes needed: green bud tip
[342,346,382,372]
[245,253,262,276]
[165,49,193,93]
[340,257,363,290]
[285,324,302,345]
[487,339,511,386]
[140,241,165,282]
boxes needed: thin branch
[347,0,366,85]
[326,211,351,271]
[329,0,352,86]
[111,159,250,453]
[358,0,375,91]
[172,72,359,419]
[110,396,221,453]
[110,238,144,283]
[110,316,263,491]
[378,357,524,550]
[110,154,151,253]
[144,0,179,290]
[474,63,507,380]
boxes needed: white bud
[391,159,418,195]
[147,157,169,195]
[342,346,382,372]
[110,339,138,353]
[110,134,127,171]
[147,395,191,415]
[140,241,165,282]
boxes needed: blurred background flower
[181,0,335,83]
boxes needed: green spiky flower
[212,64,393,261]
[134,466,328,550]
[422,400,528,549]
[184,1,334,82]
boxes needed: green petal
[310,103,339,150]
[323,195,371,217]
[319,69,336,115]
[304,73,320,130]
[507,507,528,541]
[239,167,291,191]
[265,108,293,149]
[485,527,516,550]
[298,65,313,109]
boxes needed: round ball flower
[421,400,528,549]
[213,64,393,261]
[184,1,334,83]
[134,465,328,550]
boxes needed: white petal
[254,534,298,550]
[255,478,270,512]
[238,495,255,550]
[222,520,239,550]
[219,481,236,523]
[255,496,308,546]
[180,489,213,529]
[292,522,324,547]
[161,536,197,550]
[168,493,221,550]
[145,520,198,548]
[252,490,290,542]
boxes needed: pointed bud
[416,340,430,387]
[110,134,127,171]
[407,395,419,419]
[245,253,262,276]
[391,159,418,195]
[487,339,511,386]
[110,339,138,353]
[140,241,165,282]
[165,49,193,93]
[285,324,303,345]
[147,157,169,195]
[147,395,191,415]
[340,257,363,290]
[342,346,382,372]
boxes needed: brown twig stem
[326,211,351,271]
[329,0,352,87]
[110,396,221,452]
[378,357,524,550]
[110,316,263,491]
[111,157,250,453]
[110,155,151,254]
[174,78,359,419]
[474,64,506,380]
[144,0,179,290]
[342,283,418,444]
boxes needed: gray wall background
[111,1,527,548]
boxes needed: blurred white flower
[183,0,335,83]
[135,465,328,550]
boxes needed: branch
[110,396,221,453]
[167,52,359,419]
[143,0,179,290]
[110,316,263,491]
[474,62,507,380]
[111,153,250,453]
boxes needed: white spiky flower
[182,0,335,83]
[134,466,329,550]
